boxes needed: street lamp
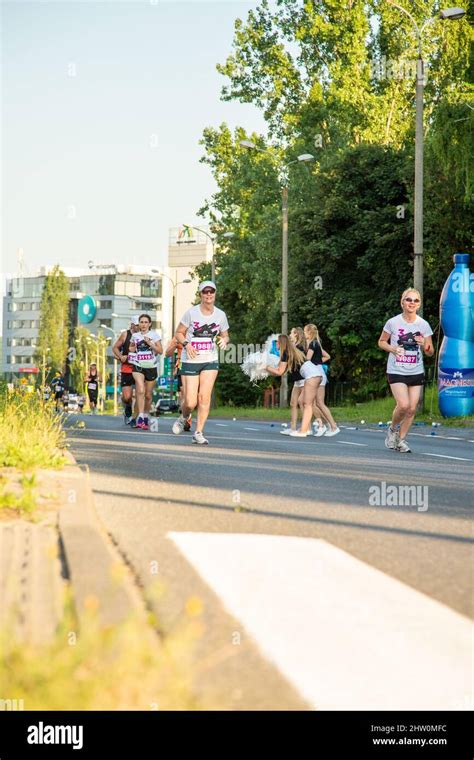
[239,139,315,407]
[387,2,466,314]
[159,273,192,397]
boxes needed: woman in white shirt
[378,288,434,453]
[129,314,162,430]
[173,281,229,445]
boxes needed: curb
[59,450,146,628]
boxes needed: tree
[34,265,70,379]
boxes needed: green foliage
[197,0,473,401]
[34,265,70,379]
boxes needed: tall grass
[0,390,67,470]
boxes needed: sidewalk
[0,452,147,645]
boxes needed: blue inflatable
[438,253,474,417]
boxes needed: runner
[290,323,340,437]
[113,316,140,424]
[279,327,307,435]
[164,337,192,431]
[85,363,100,414]
[51,372,65,412]
[378,288,434,453]
[129,314,162,430]
[172,280,229,445]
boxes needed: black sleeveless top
[308,340,323,365]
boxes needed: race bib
[88,382,97,390]
[190,339,214,352]
[395,353,418,364]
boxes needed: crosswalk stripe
[168,532,472,711]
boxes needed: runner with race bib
[378,288,434,453]
[129,314,162,430]
[172,280,229,445]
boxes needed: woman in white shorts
[291,323,340,437]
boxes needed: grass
[214,385,474,427]
[0,589,206,710]
[0,390,67,515]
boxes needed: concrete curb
[59,450,147,628]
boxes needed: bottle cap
[453,253,470,265]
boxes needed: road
[66,413,474,711]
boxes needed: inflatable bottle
[438,253,474,417]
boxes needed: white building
[1,264,173,381]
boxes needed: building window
[141,279,162,298]
[98,299,112,309]
[100,319,112,327]
[69,278,81,292]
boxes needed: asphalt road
[66,413,474,710]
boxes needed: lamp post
[387,3,465,314]
[101,325,118,415]
[240,140,315,407]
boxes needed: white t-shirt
[128,330,161,368]
[180,305,229,363]
[383,314,433,375]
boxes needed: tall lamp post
[387,3,465,314]
[240,140,315,407]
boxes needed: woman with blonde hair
[280,327,307,435]
[265,335,306,411]
[378,287,434,453]
[290,323,340,438]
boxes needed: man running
[172,280,229,445]
[113,316,140,424]
[51,372,65,412]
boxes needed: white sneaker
[324,427,340,437]
[289,430,309,437]
[314,425,327,437]
[172,416,185,435]
[192,431,209,445]
[396,438,411,453]
[280,428,293,435]
[385,427,400,449]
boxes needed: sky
[1,0,268,284]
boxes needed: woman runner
[378,288,434,453]
[173,280,229,445]
[129,314,162,430]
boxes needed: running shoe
[385,426,400,449]
[129,418,137,428]
[183,414,192,432]
[396,438,411,453]
[312,421,319,435]
[289,430,309,437]
[141,417,150,431]
[313,425,327,437]
[172,415,186,435]
[324,427,341,437]
[280,428,292,435]
[136,417,146,429]
[192,431,209,445]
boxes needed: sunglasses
[202,289,215,295]
[404,297,420,303]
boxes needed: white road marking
[168,532,472,711]
[244,427,260,431]
[335,441,367,447]
[216,423,228,427]
[421,453,472,462]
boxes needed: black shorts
[387,372,425,387]
[132,366,158,382]
[87,391,98,402]
[54,391,63,400]
[120,373,135,388]
[177,373,182,391]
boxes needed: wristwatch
[183,340,189,348]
